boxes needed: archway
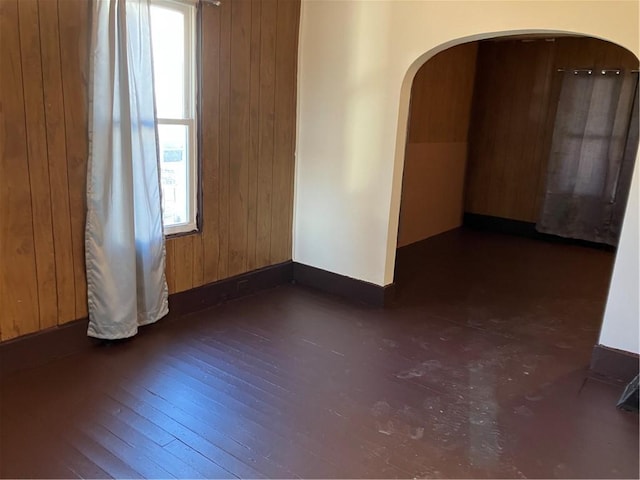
[389,32,639,373]
[394,34,638,248]
[388,29,640,274]
[294,0,639,360]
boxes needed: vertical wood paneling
[0,0,41,339]
[58,0,89,321]
[18,0,58,329]
[554,37,639,71]
[157,0,300,292]
[38,0,76,323]
[530,44,557,217]
[1,0,300,341]
[255,0,277,268]
[465,37,638,223]
[465,40,555,222]
[398,42,478,247]
[217,1,232,280]
[167,0,299,291]
[191,231,204,287]
[173,236,194,293]
[201,3,221,285]
[270,0,298,264]
[246,0,262,271]
[408,43,479,144]
[165,241,176,294]
[284,0,300,257]
[228,0,252,276]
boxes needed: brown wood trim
[292,263,394,307]
[463,213,616,251]
[168,261,293,316]
[1,261,294,378]
[1,260,398,378]
[0,317,92,379]
[590,344,640,383]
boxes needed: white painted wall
[600,165,639,354]
[294,0,639,353]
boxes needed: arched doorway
[396,35,638,250]
[292,4,640,476]
[391,33,639,375]
[293,0,639,360]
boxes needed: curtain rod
[557,68,621,75]
[557,69,640,74]
[173,0,220,6]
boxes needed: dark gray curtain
[537,71,639,246]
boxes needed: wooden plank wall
[406,43,479,145]
[1,0,90,342]
[0,0,300,342]
[465,37,639,222]
[397,42,478,247]
[465,39,556,222]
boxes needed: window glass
[158,124,189,226]
[150,6,185,119]
[150,0,198,235]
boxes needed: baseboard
[590,344,639,383]
[292,262,394,307]
[464,212,537,236]
[1,260,395,377]
[169,261,293,316]
[0,261,294,379]
[463,213,616,251]
[0,317,92,379]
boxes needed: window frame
[150,0,200,237]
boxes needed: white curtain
[86,0,168,339]
[537,71,639,246]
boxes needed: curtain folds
[86,0,168,339]
[537,71,639,246]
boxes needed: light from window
[150,0,198,235]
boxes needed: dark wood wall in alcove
[465,36,639,222]
[398,36,639,247]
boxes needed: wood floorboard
[129,363,338,478]
[172,334,436,473]
[22,388,177,479]
[42,419,137,479]
[115,381,274,479]
[163,439,245,479]
[87,416,204,478]
[168,347,289,417]
[103,385,240,479]
[160,349,409,478]
[90,394,177,447]
[0,412,82,479]
[1,229,637,479]
[56,445,114,480]
[76,422,176,478]
[168,342,420,468]
[163,342,417,476]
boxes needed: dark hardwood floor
[1,228,638,479]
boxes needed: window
[150,0,198,235]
